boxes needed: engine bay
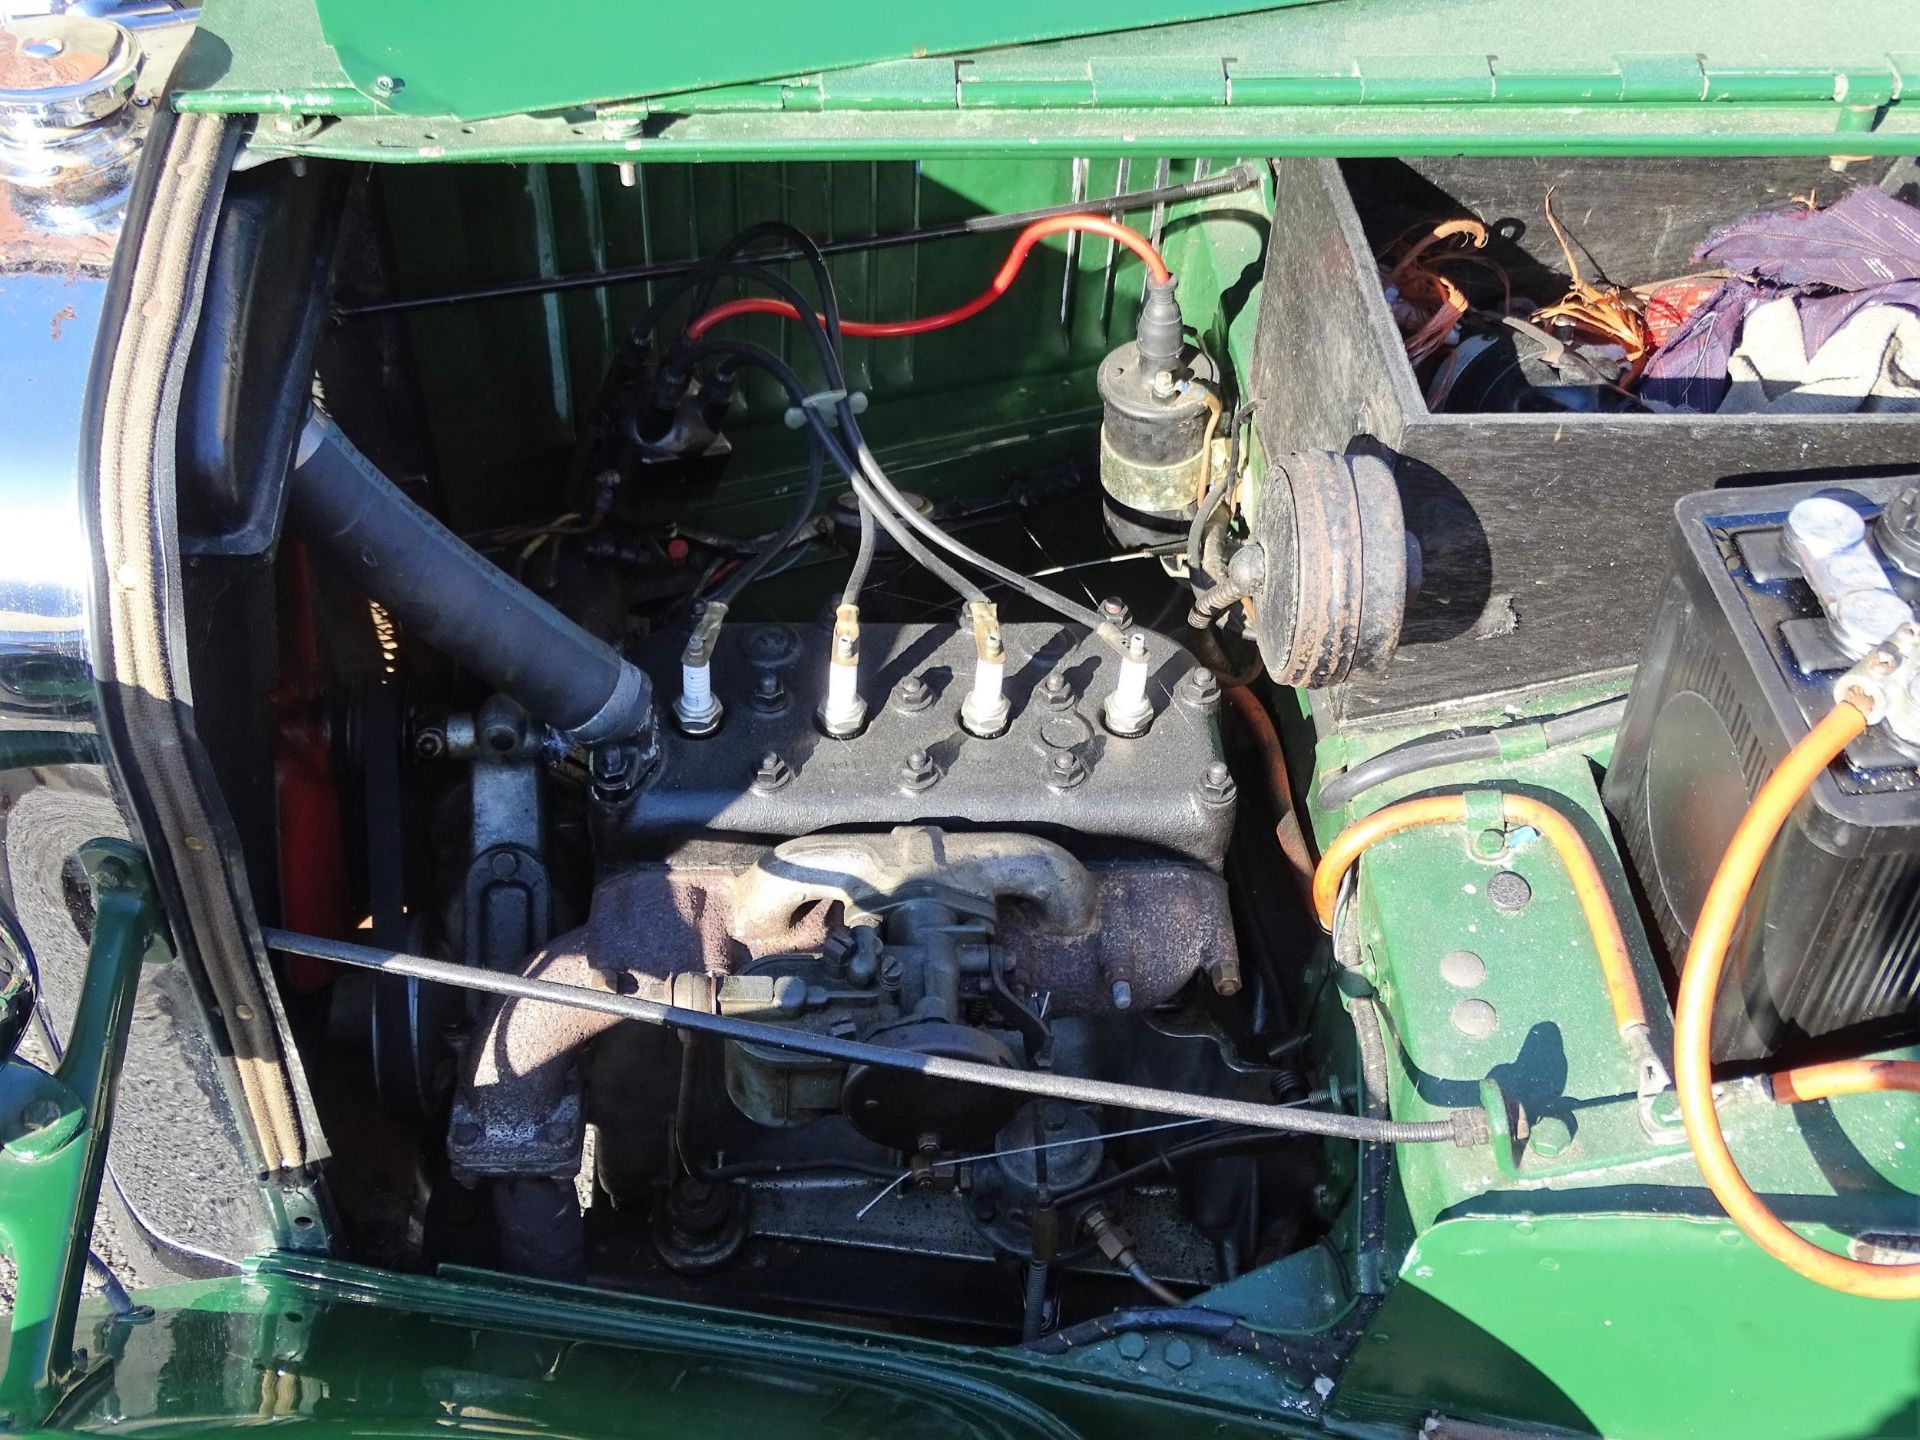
[121,133,1919,1423]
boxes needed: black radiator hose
[288,410,653,744]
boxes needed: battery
[1603,474,1920,1066]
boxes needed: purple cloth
[1697,186,1920,288]
[1642,278,1920,411]
[1640,187,1920,411]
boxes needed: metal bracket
[0,840,168,1424]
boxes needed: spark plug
[673,601,727,736]
[960,601,1011,738]
[819,603,868,738]
[1102,631,1154,737]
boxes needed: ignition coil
[1096,278,1221,548]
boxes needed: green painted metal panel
[366,156,1265,537]
[304,0,1305,122]
[43,1257,1321,1436]
[228,103,1920,168]
[1305,693,1920,1435]
[1336,1215,1920,1438]
[177,0,1917,159]
[0,839,169,1427]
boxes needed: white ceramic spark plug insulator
[1102,632,1155,737]
[971,654,1005,710]
[681,658,712,711]
[818,603,868,737]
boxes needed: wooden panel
[1251,158,1920,729]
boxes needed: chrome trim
[0,8,289,1279]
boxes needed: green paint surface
[1309,701,1920,1436]
[361,156,1265,539]
[36,1257,1317,1437]
[175,0,1918,157]
[1340,1215,1920,1439]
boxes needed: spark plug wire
[685,214,1171,340]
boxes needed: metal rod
[261,927,1469,1144]
[334,163,1263,320]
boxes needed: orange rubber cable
[685,214,1171,341]
[1311,793,1647,1036]
[1772,1058,1920,1105]
[1674,695,1920,1299]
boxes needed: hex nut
[1046,751,1086,790]
[900,749,939,793]
[1198,760,1237,807]
[750,672,790,716]
[1178,665,1221,712]
[752,752,793,794]
[894,674,933,714]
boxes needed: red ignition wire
[685,214,1172,341]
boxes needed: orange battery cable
[1313,720,1920,1296]
[1771,1058,1920,1105]
[1673,694,1920,1299]
[1311,793,1649,1039]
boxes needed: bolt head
[1040,673,1073,709]
[1451,997,1499,1039]
[1528,1115,1573,1159]
[1098,596,1132,630]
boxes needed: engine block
[607,620,1235,865]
